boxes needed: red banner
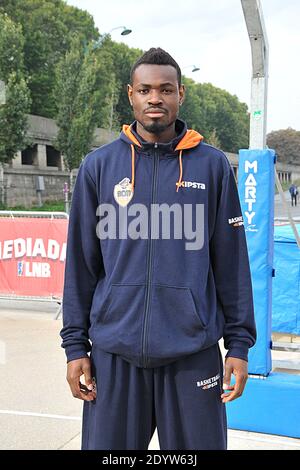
[0,217,68,297]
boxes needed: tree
[100,38,143,128]
[0,12,25,80]
[1,0,99,118]
[206,129,221,149]
[179,79,249,152]
[267,128,300,164]
[0,13,31,164]
[180,77,203,130]
[195,83,249,152]
[55,36,117,173]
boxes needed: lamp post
[183,65,200,73]
[90,26,132,51]
[110,26,132,36]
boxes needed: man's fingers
[66,358,95,401]
[223,362,232,389]
[68,378,95,401]
[221,373,248,403]
[82,362,93,389]
[82,362,97,398]
[222,383,234,391]
[221,357,248,403]
[221,386,242,403]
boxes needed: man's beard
[139,119,174,135]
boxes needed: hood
[120,119,204,193]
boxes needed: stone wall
[0,114,117,207]
[1,167,77,208]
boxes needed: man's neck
[136,121,177,144]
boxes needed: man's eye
[138,89,148,94]
[162,89,172,94]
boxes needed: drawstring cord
[130,144,135,192]
[176,150,183,192]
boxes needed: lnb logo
[0,340,6,364]
[16,260,51,278]
[17,261,23,276]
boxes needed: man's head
[127,48,185,140]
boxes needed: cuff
[64,344,89,363]
[225,342,249,362]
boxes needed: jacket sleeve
[60,157,103,362]
[210,157,256,362]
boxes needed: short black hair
[130,47,182,85]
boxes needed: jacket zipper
[141,143,159,367]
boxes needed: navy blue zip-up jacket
[60,119,256,368]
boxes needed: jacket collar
[121,119,202,154]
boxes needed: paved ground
[1,299,300,450]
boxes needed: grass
[0,200,66,212]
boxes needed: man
[289,183,298,207]
[60,48,256,450]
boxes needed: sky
[66,0,300,133]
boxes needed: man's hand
[221,357,248,403]
[67,357,96,401]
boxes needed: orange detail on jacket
[122,125,203,192]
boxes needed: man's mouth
[144,109,166,118]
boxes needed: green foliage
[180,79,249,151]
[206,129,221,149]
[0,0,99,118]
[100,38,143,128]
[195,83,249,152]
[0,72,31,162]
[267,128,300,165]
[180,77,203,130]
[0,12,25,80]
[0,13,31,163]
[55,36,117,171]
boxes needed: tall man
[60,48,256,450]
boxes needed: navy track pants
[82,343,227,450]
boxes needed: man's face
[128,64,185,135]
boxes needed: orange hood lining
[122,125,203,151]
[122,125,142,148]
[122,124,204,193]
[175,129,203,150]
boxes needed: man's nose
[148,90,163,105]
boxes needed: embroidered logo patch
[113,177,134,207]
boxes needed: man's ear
[179,84,185,106]
[127,84,133,106]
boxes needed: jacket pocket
[95,283,146,358]
[147,284,207,358]
[102,283,145,325]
